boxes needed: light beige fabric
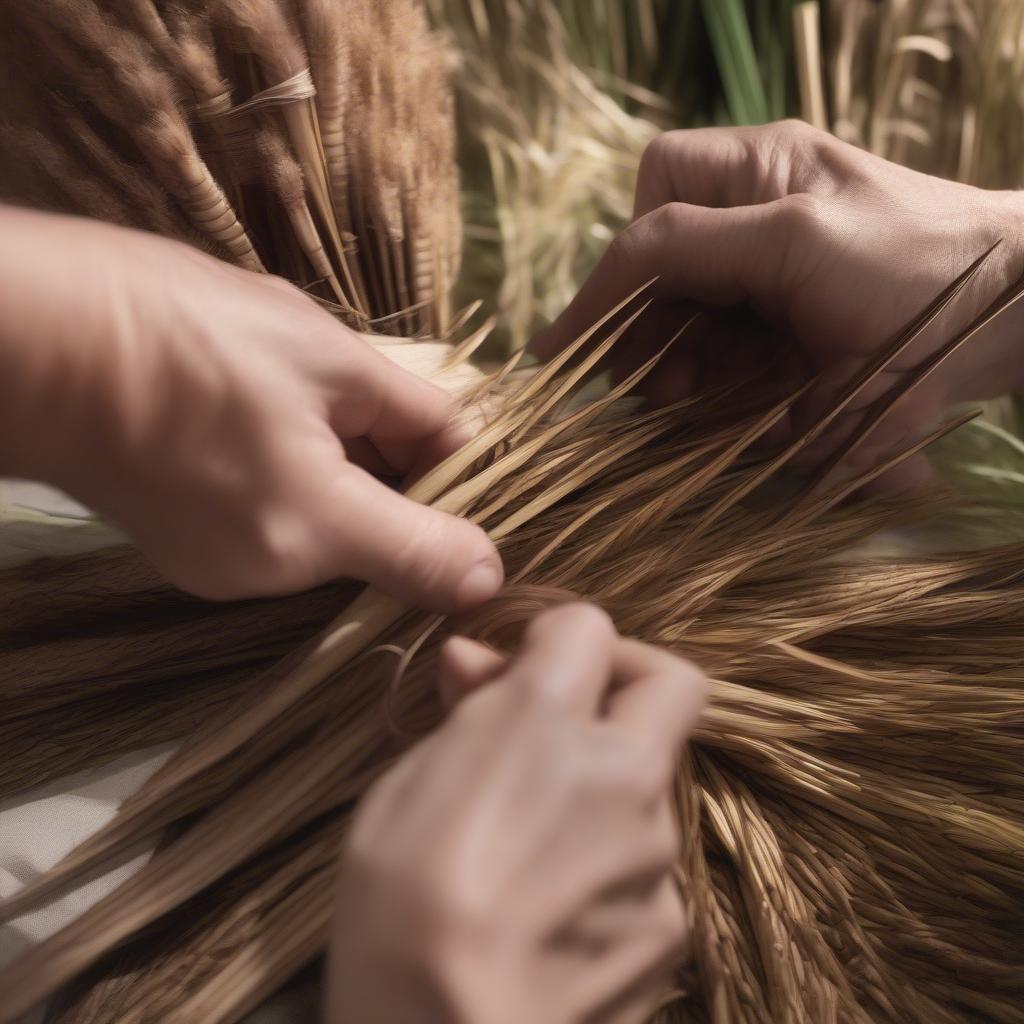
[0,482,315,1021]
[0,746,172,971]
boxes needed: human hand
[0,207,502,607]
[327,603,707,1024]
[532,120,1024,492]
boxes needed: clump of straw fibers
[0,3,1023,1024]
[2,265,1024,1023]
[0,0,459,335]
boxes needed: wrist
[328,864,503,1024]
[328,945,474,1024]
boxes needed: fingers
[438,636,506,709]
[505,602,618,718]
[532,122,837,367]
[858,451,935,497]
[322,336,481,480]
[326,336,455,441]
[789,376,944,496]
[530,200,784,363]
[404,409,487,481]
[633,127,755,215]
[627,308,795,411]
[326,462,503,611]
[632,120,831,218]
[491,604,708,740]
[607,639,709,754]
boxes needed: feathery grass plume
[160,7,233,115]
[0,0,463,335]
[210,0,367,312]
[254,124,345,297]
[1,0,265,269]
[113,0,185,72]
[2,268,1024,1022]
[297,0,356,248]
[432,0,663,349]
[61,107,198,240]
[0,125,138,229]
[0,23,179,243]
[316,0,462,335]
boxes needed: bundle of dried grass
[1,3,1023,1024]
[1,266,1023,1023]
[0,0,459,334]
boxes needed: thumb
[437,635,507,710]
[530,198,797,361]
[329,462,504,612]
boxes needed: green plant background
[431,0,1024,509]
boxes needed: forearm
[0,205,115,483]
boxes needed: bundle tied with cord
[0,2,1022,1023]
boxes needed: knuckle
[777,116,807,134]
[189,510,314,600]
[776,117,815,141]
[651,200,690,237]
[772,119,840,169]
[638,131,679,178]
[439,873,496,937]
[252,510,309,578]
[387,514,465,593]
[520,668,582,713]
[775,191,827,238]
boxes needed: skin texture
[532,120,1024,493]
[328,603,708,1024]
[0,205,502,609]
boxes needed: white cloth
[0,746,172,970]
[0,482,313,1021]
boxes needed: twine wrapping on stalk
[208,68,316,121]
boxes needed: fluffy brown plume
[0,0,460,331]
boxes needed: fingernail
[454,558,503,609]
